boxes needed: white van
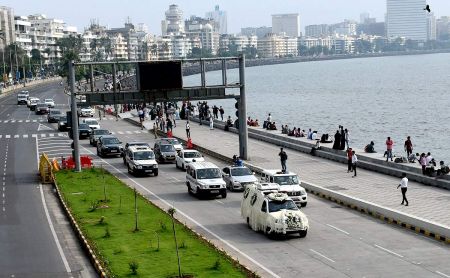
[186,161,227,199]
[241,183,308,237]
[260,169,307,207]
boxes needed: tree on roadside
[168,207,182,278]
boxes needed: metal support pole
[112,63,118,120]
[69,61,81,172]
[89,64,94,92]
[238,54,248,160]
[200,59,206,87]
[221,59,227,86]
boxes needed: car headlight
[153,164,158,168]
[102,146,109,150]
[233,181,241,186]
[136,165,143,169]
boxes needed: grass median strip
[55,168,249,277]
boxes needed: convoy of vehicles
[124,146,158,176]
[83,118,100,130]
[89,129,111,146]
[175,149,204,170]
[154,140,177,163]
[78,106,94,117]
[35,103,50,114]
[17,93,28,105]
[186,161,227,199]
[222,165,258,191]
[44,98,55,108]
[96,135,123,157]
[47,109,62,123]
[260,169,308,207]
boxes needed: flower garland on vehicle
[285,212,302,228]
[268,192,287,202]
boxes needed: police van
[260,169,307,207]
[241,182,308,237]
[186,161,227,199]
[124,146,158,176]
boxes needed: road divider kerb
[130,119,450,245]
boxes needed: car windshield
[268,200,299,212]
[134,151,155,160]
[31,99,39,103]
[79,124,90,129]
[85,120,98,125]
[160,145,175,152]
[197,168,221,179]
[231,167,253,176]
[103,138,120,145]
[130,143,149,148]
[94,130,109,135]
[274,175,299,185]
[50,110,61,115]
[164,139,179,145]
[37,103,46,107]
[184,151,201,158]
[45,99,53,102]
[59,116,67,121]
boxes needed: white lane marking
[41,134,46,138]
[35,137,71,273]
[23,134,28,138]
[0,135,2,139]
[110,131,116,135]
[117,131,124,134]
[11,120,15,123]
[374,244,404,258]
[133,130,141,134]
[26,120,30,123]
[125,131,132,134]
[32,120,37,122]
[310,249,336,263]
[5,135,10,139]
[4,120,8,123]
[32,134,38,138]
[79,145,281,278]
[171,177,181,182]
[436,271,450,278]
[18,120,23,123]
[14,135,19,138]
[215,200,224,205]
[326,224,350,235]
[49,133,55,137]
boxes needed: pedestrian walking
[404,136,413,159]
[98,108,102,121]
[397,173,409,206]
[186,120,191,138]
[219,106,224,121]
[153,122,158,139]
[279,147,288,173]
[346,148,353,173]
[351,150,358,177]
[167,118,173,132]
[385,137,394,162]
[419,153,427,174]
[209,116,214,130]
[138,107,144,130]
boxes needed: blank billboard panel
[138,61,183,90]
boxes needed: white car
[27,97,39,107]
[83,118,100,130]
[186,161,227,199]
[44,98,55,108]
[261,170,307,207]
[176,149,204,170]
[222,166,258,191]
[159,138,183,152]
[78,107,94,117]
[125,146,158,176]
[241,183,309,238]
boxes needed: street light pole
[69,60,81,172]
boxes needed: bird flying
[424,4,431,12]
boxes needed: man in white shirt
[425,152,433,165]
[186,120,191,138]
[397,173,409,206]
[351,150,358,177]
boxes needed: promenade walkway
[142,117,450,230]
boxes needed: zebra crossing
[0,117,118,124]
[0,129,148,140]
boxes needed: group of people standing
[332,126,350,150]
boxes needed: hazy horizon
[3,0,450,35]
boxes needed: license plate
[145,170,153,173]
[110,150,117,153]
[81,132,87,135]
[210,190,219,194]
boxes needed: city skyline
[3,0,450,35]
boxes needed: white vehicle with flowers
[241,182,308,237]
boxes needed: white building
[0,6,15,50]
[272,14,300,37]
[162,4,184,35]
[110,33,128,60]
[28,14,66,61]
[14,16,32,55]
[257,33,298,58]
[80,31,97,62]
[427,13,436,40]
[305,24,329,37]
[386,0,427,41]
[205,5,227,35]
[185,16,220,55]
[333,20,357,36]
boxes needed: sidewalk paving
[143,117,450,229]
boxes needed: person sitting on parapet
[247,116,252,126]
[288,127,296,136]
[253,119,260,127]
[268,122,277,130]
[281,125,286,134]
[311,131,318,140]
[364,141,376,153]
[307,129,313,139]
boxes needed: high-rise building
[241,26,272,38]
[386,0,427,41]
[360,13,370,24]
[0,6,15,50]
[427,13,436,40]
[185,16,220,55]
[305,24,329,37]
[161,4,184,35]
[205,5,227,35]
[272,14,300,37]
[436,16,450,40]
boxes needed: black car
[47,109,62,123]
[69,123,91,139]
[58,116,69,131]
[35,103,49,115]
[89,129,111,146]
[97,135,123,157]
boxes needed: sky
[3,0,450,35]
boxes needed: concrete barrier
[0,77,61,98]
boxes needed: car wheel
[182,163,184,170]
[221,190,227,199]
[187,183,193,195]
[127,164,132,174]
[123,157,126,165]
[228,182,233,192]
[301,203,307,208]
[299,230,307,238]
[90,139,93,145]
[154,170,158,176]
[97,149,101,157]
[175,161,179,169]
[247,217,251,229]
